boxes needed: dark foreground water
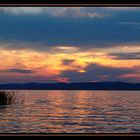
[0,90,140,133]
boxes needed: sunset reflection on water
[0,90,140,133]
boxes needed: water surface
[0,90,140,133]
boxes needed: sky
[0,7,140,83]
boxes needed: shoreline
[0,89,140,91]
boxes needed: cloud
[0,7,139,83]
[118,22,140,29]
[2,68,34,74]
[1,7,140,18]
[59,63,139,83]
[0,7,44,15]
[0,41,50,52]
[109,52,140,60]
[62,59,76,65]
[118,22,140,26]
[1,7,140,48]
[54,77,70,83]
[104,7,140,11]
[0,41,82,54]
[0,75,57,83]
[0,7,106,18]
[0,38,139,54]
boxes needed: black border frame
[0,4,139,137]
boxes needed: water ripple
[0,90,140,133]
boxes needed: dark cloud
[109,52,140,60]
[62,59,75,65]
[0,8,140,51]
[60,63,138,82]
[0,75,60,83]
[2,69,34,74]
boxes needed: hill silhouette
[0,81,140,90]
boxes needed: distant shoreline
[0,89,140,91]
[0,82,140,90]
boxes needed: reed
[0,91,16,105]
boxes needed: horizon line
[0,81,139,84]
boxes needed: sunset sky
[0,7,140,83]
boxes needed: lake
[0,90,140,133]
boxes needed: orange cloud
[119,74,140,78]
[0,44,139,82]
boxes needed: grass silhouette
[0,91,16,105]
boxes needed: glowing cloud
[0,42,139,83]
[0,7,140,83]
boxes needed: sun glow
[0,44,139,82]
